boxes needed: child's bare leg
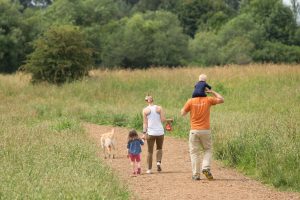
[131,161,136,174]
[137,161,141,169]
[137,161,141,174]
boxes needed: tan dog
[100,128,116,159]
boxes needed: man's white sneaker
[146,169,152,174]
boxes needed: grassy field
[0,64,299,198]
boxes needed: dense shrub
[253,41,300,63]
[23,25,93,84]
[189,14,262,66]
[101,11,189,68]
[188,32,221,66]
[220,37,255,65]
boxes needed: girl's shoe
[137,168,141,174]
[157,161,162,172]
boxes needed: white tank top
[147,105,164,136]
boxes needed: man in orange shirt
[181,89,224,180]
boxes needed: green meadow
[0,64,299,199]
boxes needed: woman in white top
[142,95,166,174]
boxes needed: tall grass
[0,74,129,199]
[0,64,299,198]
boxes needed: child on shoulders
[192,74,212,98]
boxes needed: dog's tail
[100,137,105,149]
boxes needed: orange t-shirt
[183,97,220,130]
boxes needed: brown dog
[100,128,116,159]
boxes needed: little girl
[127,129,144,175]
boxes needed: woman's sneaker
[202,169,213,180]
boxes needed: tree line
[1,0,300,82]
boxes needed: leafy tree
[293,27,300,45]
[265,3,297,44]
[43,0,125,27]
[177,0,235,37]
[133,0,161,11]
[290,0,300,21]
[18,0,52,9]
[123,0,139,5]
[188,32,221,66]
[101,11,189,68]
[131,0,181,12]
[41,0,128,65]
[225,0,242,11]
[0,0,25,73]
[241,0,297,44]
[220,37,255,65]
[23,25,93,84]
[21,8,47,61]
[189,14,262,66]
[218,14,264,48]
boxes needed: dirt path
[84,123,300,200]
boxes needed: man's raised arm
[207,90,224,103]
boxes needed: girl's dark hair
[128,129,138,141]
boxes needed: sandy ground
[84,123,300,200]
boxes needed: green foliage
[189,14,263,66]
[43,0,125,27]
[220,37,255,65]
[50,117,80,132]
[112,113,128,127]
[131,0,181,12]
[80,110,129,127]
[189,32,221,66]
[101,11,189,68]
[0,0,25,73]
[177,0,235,37]
[213,82,228,95]
[253,41,300,63]
[130,113,143,131]
[132,0,162,11]
[292,27,300,45]
[23,25,93,84]
[241,0,297,44]
[218,14,264,47]
[225,0,242,11]
[264,4,297,44]
[1,0,300,72]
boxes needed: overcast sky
[282,0,300,6]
